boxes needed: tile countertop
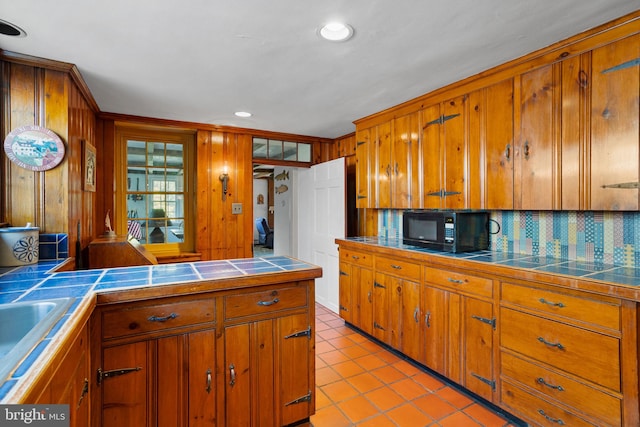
[339,236,640,289]
[0,256,321,402]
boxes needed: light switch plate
[232,203,243,214]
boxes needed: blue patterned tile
[0,379,18,400]
[0,291,24,304]
[11,340,50,378]
[19,286,91,301]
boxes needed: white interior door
[296,157,345,313]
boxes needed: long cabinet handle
[413,307,419,323]
[537,336,565,350]
[523,140,530,159]
[447,277,465,285]
[206,369,212,394]
[425,311,431,328]
[537,409,565,425]
[257,298,279,306]
[229,364,236,386]
[536,377,564,392]
[148,312,178,322]
[539,298,565,308]
[504,143,511,160]
[367,291,372,303]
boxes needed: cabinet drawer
[375,256,421,281]
[424,267,492,298]
[500,308,620,391]
[339,248,373,267]
[501,282,620,331]
[224,286,308,320]
[501,352,621,426]
[502,380,600,427]
[103,299,215,339]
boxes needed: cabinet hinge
[470,372,496,390]
[471,315,496,329]
[425,113,461,126]
[601,181,639,189]
[339,270,349,276]
[284,325,312,339]
[357,195,367,200]
[373,322,386,331]
[356,141,366,146]
[442,190,461,196]
[339,305,349,312]
[373,281,386,289]
[285,390,312,406]
[601,57,640,74]
[97,367,142,385]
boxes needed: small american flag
[127,220,142,240]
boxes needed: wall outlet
[232,203,243,214]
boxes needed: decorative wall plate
[3,125,65,171]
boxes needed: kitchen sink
[0,298,74,385]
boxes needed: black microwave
[402,210,489,253]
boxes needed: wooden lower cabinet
[94,280,315,427]
[30,323,90,427]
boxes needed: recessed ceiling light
[234,111,252,118]
[0,19,26,37]
[319,22,354,42]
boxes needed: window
[252,138,312,163]
[117,127,194,253]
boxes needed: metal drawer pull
[352,255,360,260]
[229,364,236,386]
[447,277,465,284]
[76,378,89,409]
[537,409,565,425]
[537,337,565,350]
[391,264,402,270]
[257,298,279,306]
[539,298,565,308]
[148,312,178,322]
[536,377,564,391]
[206,369,212,393]
[367,291,372,303]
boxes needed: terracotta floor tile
[436,386,475,409]
[317,312,337,322]
[316,366,341,386]
[393,359,423,376]
[340,344,372,359]
[464,403,511,426]
[355,414,397,427]
[337,395,380,423]
[326,318,348,329]
[389,377,429,400]
[386,402,434,427]
[332,360,365,378]
[411,371,446,391]
[314,386,332,410]
[328,335,358,349]
[439,411,483,427]
[347,372,385,393]
[315,356,327,369]
[319,349,350,365]
[375,350,403,364]
[345,331,369,343]
[370,364,407,384]
[354,353,388,371]
[315,321,331,332]
[317,328,345,340]
[309,405,352,427]
[412,393,457,421]
[315,340,336,354]
[359,340,386,353]
[322,379,360,403]
[364,386,406,411]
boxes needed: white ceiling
[0,1,637,139]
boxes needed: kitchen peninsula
[0,256,321,427]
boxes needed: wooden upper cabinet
[589,34,640,210]
[355,126,374,208]
[421,96,468,209]
[516,64,561,210]
[376,121,393,208]
[393,112,422,208]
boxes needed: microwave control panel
[444,217,455,243]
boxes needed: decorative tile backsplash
[38,233,68,261]
[377,210,640,268]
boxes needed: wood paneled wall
[1,54,97,261]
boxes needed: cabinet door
[189,330,216,427]
[590,34,640,210]
[442,96,467,209]
[157,336,187,427]
[376,121,393,208]
[393,112,422,208]
[517,64,560,210]
[463,297,495,402]
[355,127,373,208]
[484,79,515,209]
[355,267,374,336]
[400,279,422,362]
[372,273,391,344]
[102,342,149,427]
[422,286,447,375]
[422,103,443,209]
[338,262,353,323]
[278,313,314,426]
[224,324,253,427]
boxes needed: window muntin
[252,138,312,163]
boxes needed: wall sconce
[219,167,229,201]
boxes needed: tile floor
[308,303,521,427]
